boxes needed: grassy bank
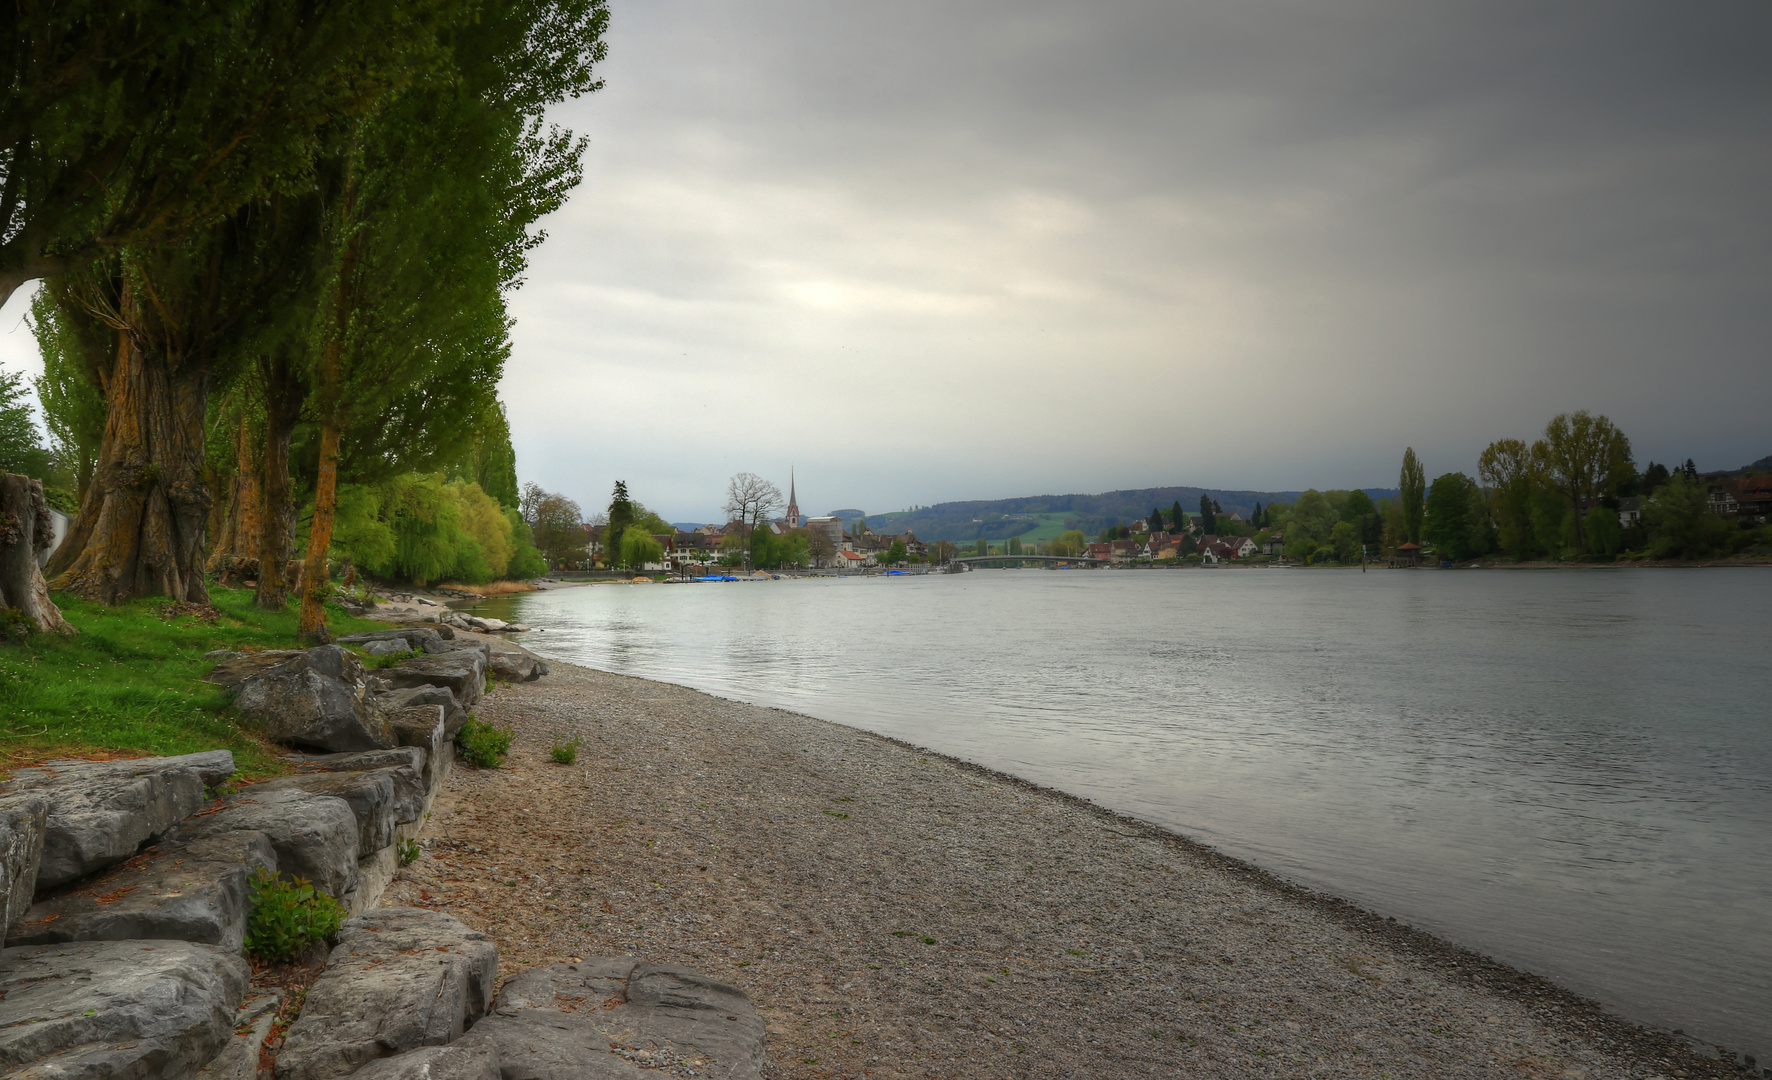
[0,586,384,779]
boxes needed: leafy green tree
[1584,507,1623,556]
[1052,529,1087,557]
[1289,490,1336,545]
[882,540,907,565]
[1399,448,1426,544]
[1170,500,1186,531]
[1007,536,1023,557]
[1198,494,1217,535]
[0,370,49,479]
[1643,472,1730,558]
[1639,461,1671,499]
[1424,472,1485,561]
[605,481,635,554]
[1147,508,1165,534]
[1533,410,1632,553]
[1479,438,1538,560]
[1329,520,1360,563]
[620,526,663,569]
[531,491,584,568]
[504,511,548,578]
[974,537,987,556]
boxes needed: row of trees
[1268,410,1757,564]
[2,0,608,637]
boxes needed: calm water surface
[480,569,1772,1059]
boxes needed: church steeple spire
[786,467,799,527]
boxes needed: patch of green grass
[548,736,583,765]
[0,585,385,778]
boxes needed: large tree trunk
[296,421,340,642]
[255,354,304,611]
[46,322,212,605]
[0,474,75,635]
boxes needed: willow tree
[297,0,607,639]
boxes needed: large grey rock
[0,793,47,935]
[0,938,250,1079]
[255,766,421,856]
[487,650,545,684]
[383,651,487,708]
[342,1036,500,1080]
[9,829,275,951]
[170,787,359,899]
[197,991,281,1080]
[384,707,447,791]
[205,650,303,692]
[471,958,765,1080]
[338,628,447,654]
[4,751,236,892]
[228,645,396,753]
[377,685,469,740]
[274,907,498,1080]
[343,845,399,917]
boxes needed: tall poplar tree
[297,0,608,638]
[1399,447,1426,544]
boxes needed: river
[472,568,1772,1061]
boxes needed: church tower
[785,467,800,528]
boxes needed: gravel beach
[382,660,1750,1080]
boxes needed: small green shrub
[397,837,422,866]
[456,718,512,768]
[243,868,345,963]
[548,736,582,765]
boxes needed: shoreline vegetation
[388,658,1759,1079]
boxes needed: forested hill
[867,486,1400,543]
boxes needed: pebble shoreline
[382,660,1751,1080]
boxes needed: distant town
[521,416,1772,576]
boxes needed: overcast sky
[4,1,1768,521]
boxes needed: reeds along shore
[383,660,1753,1080]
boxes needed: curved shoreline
[386,658,1759,1079]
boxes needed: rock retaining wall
[0,632,764,1078]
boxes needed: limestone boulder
[0,938,249,1078]
[384,706,448,791]
[338,627,447,654]
[205,650,304,693]
[0,793,47,935]
[274,907,498,1080]
[3,750,235,892]
[471,958,765,1080]
[227,644,395,752]
[341,1035,500,1080]
[377,685,468,742]
[487,650,545,683]
[383,651,487,708]
[254,769,410,857]
[170,787,359,899]
[9,829,275,951]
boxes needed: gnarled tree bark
[0,474,75,635]
[45,314,212,605]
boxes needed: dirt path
[382,662,1739,1080]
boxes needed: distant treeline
[871,486,1399,544]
